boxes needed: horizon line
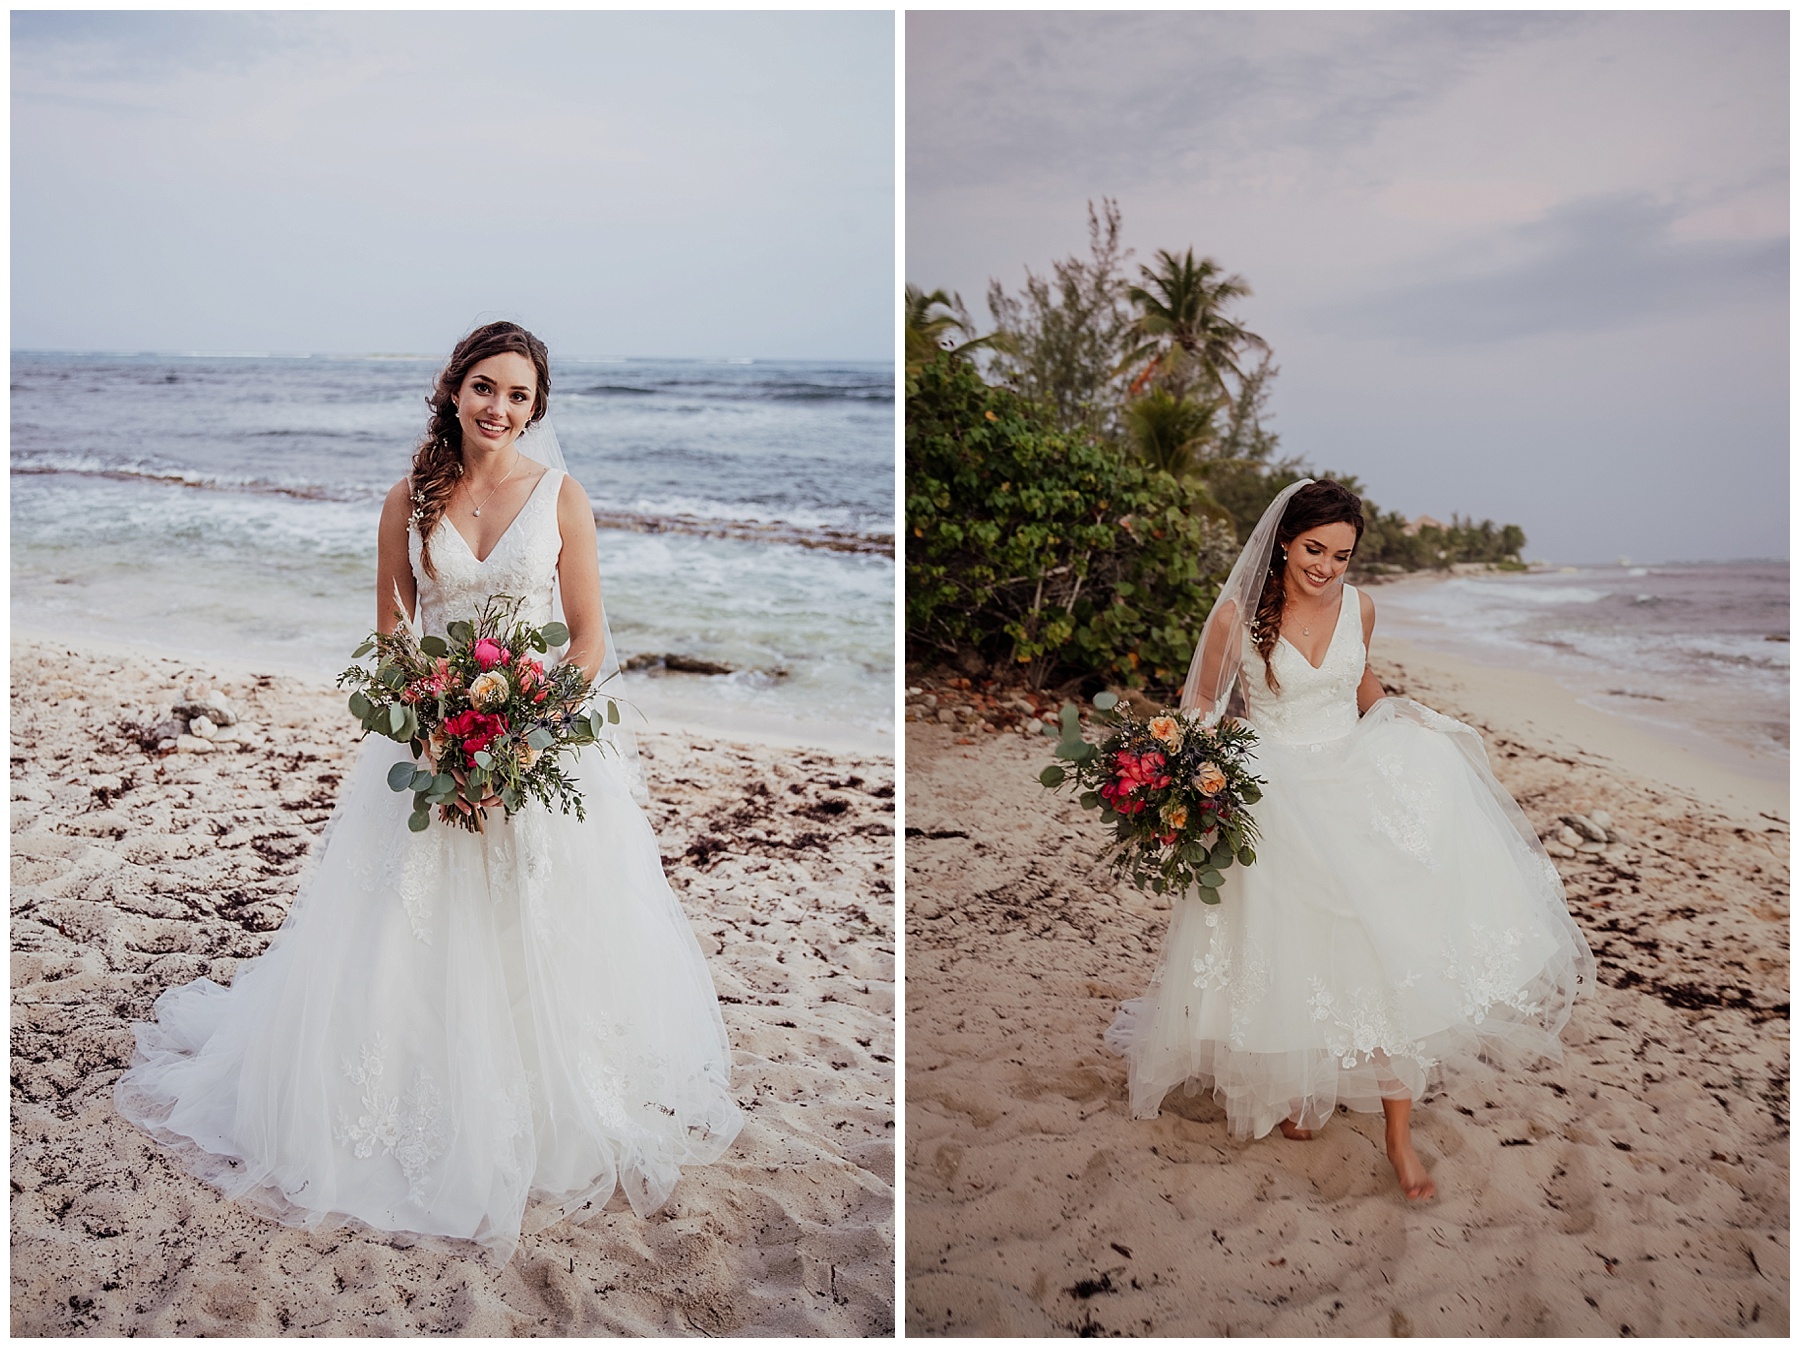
[12,347,895,365]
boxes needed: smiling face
[1282,520,1359,596]
[452,352,539,454]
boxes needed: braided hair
[1250,479,1365,693]
[409,321,551,579]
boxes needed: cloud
[906,11,1571,194]
[1328,193,1787,343]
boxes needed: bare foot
[1385,1132,1436,1200]
[1278,1118,1314,1141]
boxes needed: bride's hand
[447,765,502,812]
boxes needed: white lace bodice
[409,469,564,636]
[1239,582,1364,745]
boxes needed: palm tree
[905,285,1001,377]
[1121,249,1268,408]
[1123,386,1219,478]
[1123,387,1237,533]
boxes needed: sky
[13,11,893,360]
[907,11,1788,564]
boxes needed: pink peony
[443,709,508,756]
[472,638,508,671]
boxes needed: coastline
[1377,634,1786,824]
[11,636,895,1335]
[1364,568,1787,794]
[904,644,1788,1334]
[8,625,893,759]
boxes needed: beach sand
[10,636,894,1337]
[904,647,1788,1337]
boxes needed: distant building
[1402,514,1445,537]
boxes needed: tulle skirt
[1106,697,1593,1140]
[116,735,743,1259]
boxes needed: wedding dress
[1105,582,1594,1138]
[117,466,743,1257]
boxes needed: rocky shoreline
[11,636,896,1337]
[904,648,1787,1336]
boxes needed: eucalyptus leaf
[540,621,569,646]
[387,704,407,737]
[386,761,416,792]
[1237,846,1256,867]
[408,809,431,833]
[462,776,486,803]
[1199,889,1222,906]
[1092,690,1119,711]
[352,640,375,659]
[419,635,449,658]
[348,691,371,719]
[1200,869,1223,888]
[527,727,555,751]
[530,633,547,653]
[606,700,620,725]
[409,768,433,792]
[1039,764,1066,788]
[474,750,493,770]
[1241,783,1263,804]
[446,620,474,645]
[1078,791,1100,810]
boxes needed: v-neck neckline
[443,467,556,565]
[1278,587,1349,672]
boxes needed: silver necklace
[465,451,523,518]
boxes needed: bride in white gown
[116,321,743,1256]
[1105,479,1593,1199]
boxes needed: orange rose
[1148,715,1184,752]
[1194,762,1227,796]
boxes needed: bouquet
[1040,693,1265,902]
[337,595,622,833]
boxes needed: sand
[904,647,1788,1337]
[10,636,894,1337]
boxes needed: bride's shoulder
[1355,584,1376,640]
[379,477,416,530]
[554,472,597,539]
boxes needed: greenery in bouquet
[1040,693,1265,901]
[337,594,623,833]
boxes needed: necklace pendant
[472,507,482,517]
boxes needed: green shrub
[906,355,1236,692]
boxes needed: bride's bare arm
[1356,587,1386,714]
[555,475,607,684]
[1182,598,1239,715]
[376,480,417,635]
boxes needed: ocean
[11,351,895,752]
[1374,562,1788,780]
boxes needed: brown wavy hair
[409,321,551,578]
[1251,479,1365,693]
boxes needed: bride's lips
[473,419,510,438]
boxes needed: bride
[1105,479,1593,1200]
[116,321,743,1256]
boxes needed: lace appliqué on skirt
[332,1035,451,1203]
